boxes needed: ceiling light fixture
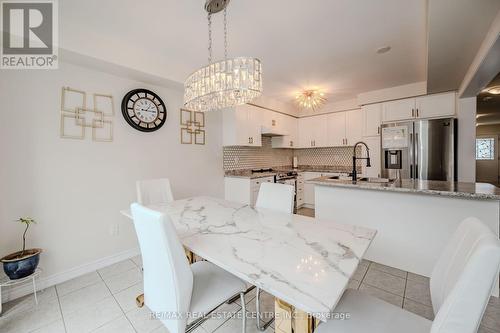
[183,0,263,112]
[376,46,391,54]
[295,90,327,111]
[485,85,500,95]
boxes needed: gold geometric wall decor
[180,109,205,145]
[60,87,114,142]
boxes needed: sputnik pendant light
[295,89,326,111]
[183,0,263,112]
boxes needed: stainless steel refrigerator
[380,118,456,181]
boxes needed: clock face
[121,89,167,132]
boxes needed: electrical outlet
[109,223,119,236]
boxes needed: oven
[274,171,298,212]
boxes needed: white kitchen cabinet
[382,92,456,123]
[327,109,363,147]
[327,112,346,147]
[345,109,363,146]
[296,173,305,208]
[224,176,274,206]
[271,113,298,148]
[248,106,262,146]
[223,104,262,146]
[416,92,455,119]
[303,172,322,207]
[262,109,285,133]
[382,98,416,122]
[362,136,381,178]
[362,104,382,136]
[298,117,313,148]
[298,115,328,148]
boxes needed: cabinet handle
[272,120,276,126]
[290,141,293,147]
[251,137,253,144]
[313,140,316,147]
[412,109,415,118]
[377,126,380,135]
[416,109,419,118]
[248,137,251,144]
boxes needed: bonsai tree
[17,217,36,258]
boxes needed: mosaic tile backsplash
[223,137,358,171]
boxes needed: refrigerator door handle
[409,132,414,179]
[415,132,419,179]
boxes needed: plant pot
[0,248,42,280]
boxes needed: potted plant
[0,217,42,279]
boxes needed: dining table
[121,196,377,333]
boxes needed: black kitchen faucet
[352,142,371,182]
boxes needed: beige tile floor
[1,256,499,333]
[0,207,498,332]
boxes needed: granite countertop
[308,176,500,200]
[224,166,353,179]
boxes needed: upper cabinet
[362,104,382,136]
[327,112,345,146]
[271,113,298,148]
[382,98,416,122]
[298,115,328,148]
[345,109,363,146]
[223,104,298,147]
[326,109,363,147]
[223,104,262,146]
[416,92,456,119]
[382,92,456,123]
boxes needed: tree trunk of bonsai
[21,223,29,257]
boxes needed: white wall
[0,62,224,298]
[457,97,477,182]
[357,81,427,106]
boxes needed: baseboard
[1,247,140,303]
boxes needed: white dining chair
[315,217,500,333]
[253,182,295,330]
[255,182,295,214]
[136,178,174,205]
[131,203,248,333]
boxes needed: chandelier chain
[223,7,228,60]
[207,13,213,63]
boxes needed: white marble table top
[121,196,376,321]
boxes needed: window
[476,138,495,160]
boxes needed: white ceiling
[60,0,427,104]
[427,0,500,94]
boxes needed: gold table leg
[274,298,316,333]
[275,299,293,333]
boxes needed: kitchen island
[309,177,500,295]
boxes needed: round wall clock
[121,89,167,132]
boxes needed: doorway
[476,73,500,186]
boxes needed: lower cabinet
[224,176,274,206]
[303,172,322,207]
[296,173,304,208]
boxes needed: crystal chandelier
[183,0,263,112]
[295,89,326,111]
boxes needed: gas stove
[275,170,298,181]
[251,168,275,173]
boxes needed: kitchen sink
[326,176,393,183]
[357,177,393,183]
